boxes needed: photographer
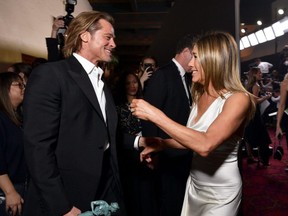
[46,0,76,61]
[137,56,157,90]
[46,16,65,61]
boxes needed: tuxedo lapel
[66,57,105,121]
[103,81,117,135]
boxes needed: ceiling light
[248,33,259,46]
[280,16,288,32]
[239,40,244,50]
[255,30,267,43]
[272,21,284,37]
[278,9,284,15]
[241,36,251,48]
[263,26,275,40]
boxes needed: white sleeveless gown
[181,93,242,216]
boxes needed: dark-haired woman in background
[0,72,27,216]
[7,63,32,86]
[116,72,158,216]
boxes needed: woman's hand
[130,99,159,122]
[5,189,24,216]
[275,126,283,140]
[140,68,153,84]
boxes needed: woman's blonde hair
[63,11,114,58]
[246,67,260,91]
[191,31,255,120]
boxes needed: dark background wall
[147,0,239,66]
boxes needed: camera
[57,0,77,47]
[62,0,77,27]
[143,63,154,72]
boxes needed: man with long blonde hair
[23,11,125,216]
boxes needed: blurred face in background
[126,74,139,97]
[255,69,262,81]
[9,79,25,109]
[140,57,156,72]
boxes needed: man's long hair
[63,11,114,58]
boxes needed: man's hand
[63,206,81,216]
[51,16,65,38]
[138,137,164,169]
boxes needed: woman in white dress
[130,31,256,216]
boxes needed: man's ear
[80,31,90,43]
[183,47,190,54]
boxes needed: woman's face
[126,74,139,96]
[255,70,262,81]
[9,79,25,108]
[189,46,204,84]
[140,58,156,72]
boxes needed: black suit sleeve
[142,69,167,137]
[23,64,71,215]
[46,38,63,62]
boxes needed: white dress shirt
[73,53,109,149]
[172,58,191,105]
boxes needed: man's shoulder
[158,61,175,69]
[35,57,76,71]
[155,61,178,75]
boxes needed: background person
[244,67,272,166]
[7,63,32,86]
[275,73,288,171]
[46,16,65,61]
[131,31,255,216]
[136,56,158,90]
[115,71,158,216]
[255,58,273,78]
[141,34,194,216]
[0,72,27,216]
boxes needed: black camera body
[62,0,77,27]
[58,0,77,47]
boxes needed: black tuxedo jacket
[142,60,192,216]
[142,60,191,141]
[23,56,122,215]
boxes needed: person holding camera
[46,16,65,62]
[46,1,76,62]
[137,56,157,90]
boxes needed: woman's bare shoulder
[226,91,251,106]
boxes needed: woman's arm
[132,92,250,157]
[276,80,288,136]
[0,174,23,216]
[252,84,271,104]
[139,68,153,89]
